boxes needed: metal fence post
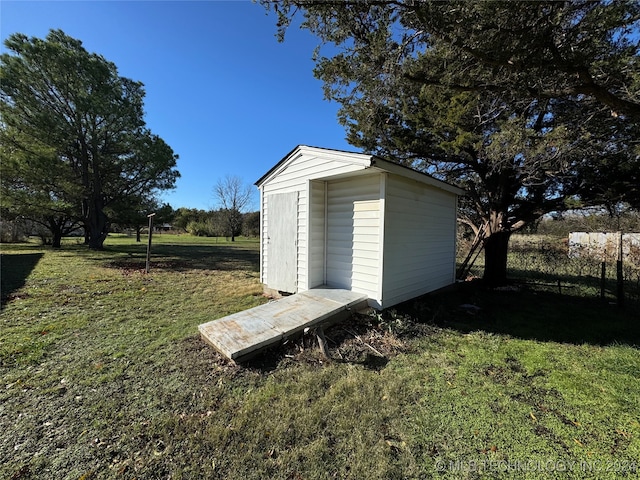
[616,231,624,307]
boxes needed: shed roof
[255,145,465,196]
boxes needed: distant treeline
[0,207,260,244]
[172,208,260,238]
[530,210,639,237]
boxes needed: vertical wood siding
[382,175,457,307]
[266,192,298,292]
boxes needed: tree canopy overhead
[0,30,180,249]
[263,0,640,283]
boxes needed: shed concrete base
[199,288,368,363]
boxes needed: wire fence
[458,234,640,305]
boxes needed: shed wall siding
[260,187,267,284]
[382,175,457,307]
[309,181,326,288]
[261,153,368,292]
[326,174,381,302]
[259,147,460,308]
[261,154,367,195]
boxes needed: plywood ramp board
[199,288,368,363]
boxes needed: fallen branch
[341,327,385,357]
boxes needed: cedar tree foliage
[262,0,640,284]
[0,30,179,250]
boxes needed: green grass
[1,234,639,479]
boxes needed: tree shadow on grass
[1,253,43,309]
[95,244,260,273]
[397,281,640,349]
[507,265,640,305]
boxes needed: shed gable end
[256,146,374,190]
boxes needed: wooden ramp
[199,288,368,363]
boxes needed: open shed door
[266,192,298,293]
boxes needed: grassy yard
[1,234,639,479]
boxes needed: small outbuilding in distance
[255,145,465,309]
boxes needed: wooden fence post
[145,213,156,274]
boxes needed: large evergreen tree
[263,0,640,284]
[0,30,179,249]
[0,125,82,247]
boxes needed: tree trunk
[88,219,108,249]
[87,195,109,250]
[47,217,63,249]
[82,216,89,244]
[483,230,511,286]
[136,226,142,243]
[482,211,511,286]
[51,229,62,248]
[80,141,110,250]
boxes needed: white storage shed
[255,145,464,309]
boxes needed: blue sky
[0,0,354,211]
